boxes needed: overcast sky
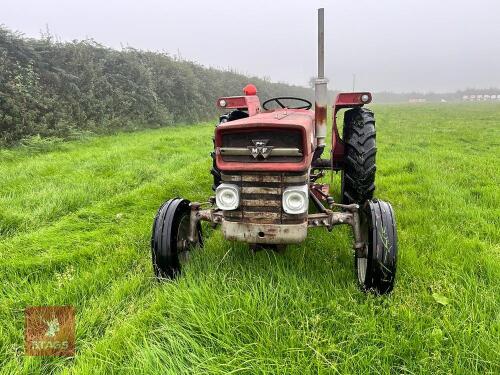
[2,0,499,92]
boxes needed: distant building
[409,98,427,103]
[462,94,500,102]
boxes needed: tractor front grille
[220,129,303,163]
[221,172,308,224]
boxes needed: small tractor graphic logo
[44,318,60,337]
[248,139,273,159]
[25,306,75,356]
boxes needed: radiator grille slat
[241,187,281,195]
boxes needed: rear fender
[331,92,372,169]
[216,95,261,116]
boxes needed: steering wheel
[262,96,312,111]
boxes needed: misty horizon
[2,0,499,93]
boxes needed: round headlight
[361,94,370,103]
[282,185,308,214]
[216,184,240,210]
[286,192,305,211]
[220,190,236,206]
[219,99,227,107]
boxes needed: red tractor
[151,8,398,294]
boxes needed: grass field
[0,103,499,374]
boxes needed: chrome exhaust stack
[314,8,328,154]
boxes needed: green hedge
[0,27,312,145]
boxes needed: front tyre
[151,198,203,279]
[355,199,398,294]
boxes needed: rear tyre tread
[342,107,377,204]
[211,151,221,191]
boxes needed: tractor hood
[214,109,315,172]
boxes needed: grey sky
[2,0,499,92]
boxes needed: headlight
[216,184,240,210]
[282,185,308,214]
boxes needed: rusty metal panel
[223,211,243,220]
[221,173,242,182]
[221,221,308,244]
[242,186,281,195]
[242,175,281,183]
[282,213,308,224]
[242,199,281,207]
[283,174,308,183]
[243,212,281,221]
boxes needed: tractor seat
[219,110,249,124]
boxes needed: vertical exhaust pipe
[314,8,328,152]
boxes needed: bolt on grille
[220,129,303,163]
[221,172,308,224]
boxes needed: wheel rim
[340,170,345,202]
[176,214,191,264]
[357,257,367,283]
[357,206,371,285]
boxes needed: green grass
[0,103,499,374]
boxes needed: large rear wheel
[355,199,398,294]
[210,149,221,191]
[341,107,376,204]
[151,198,203,279]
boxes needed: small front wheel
[151,198,203,279]
[355,199,398,294]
